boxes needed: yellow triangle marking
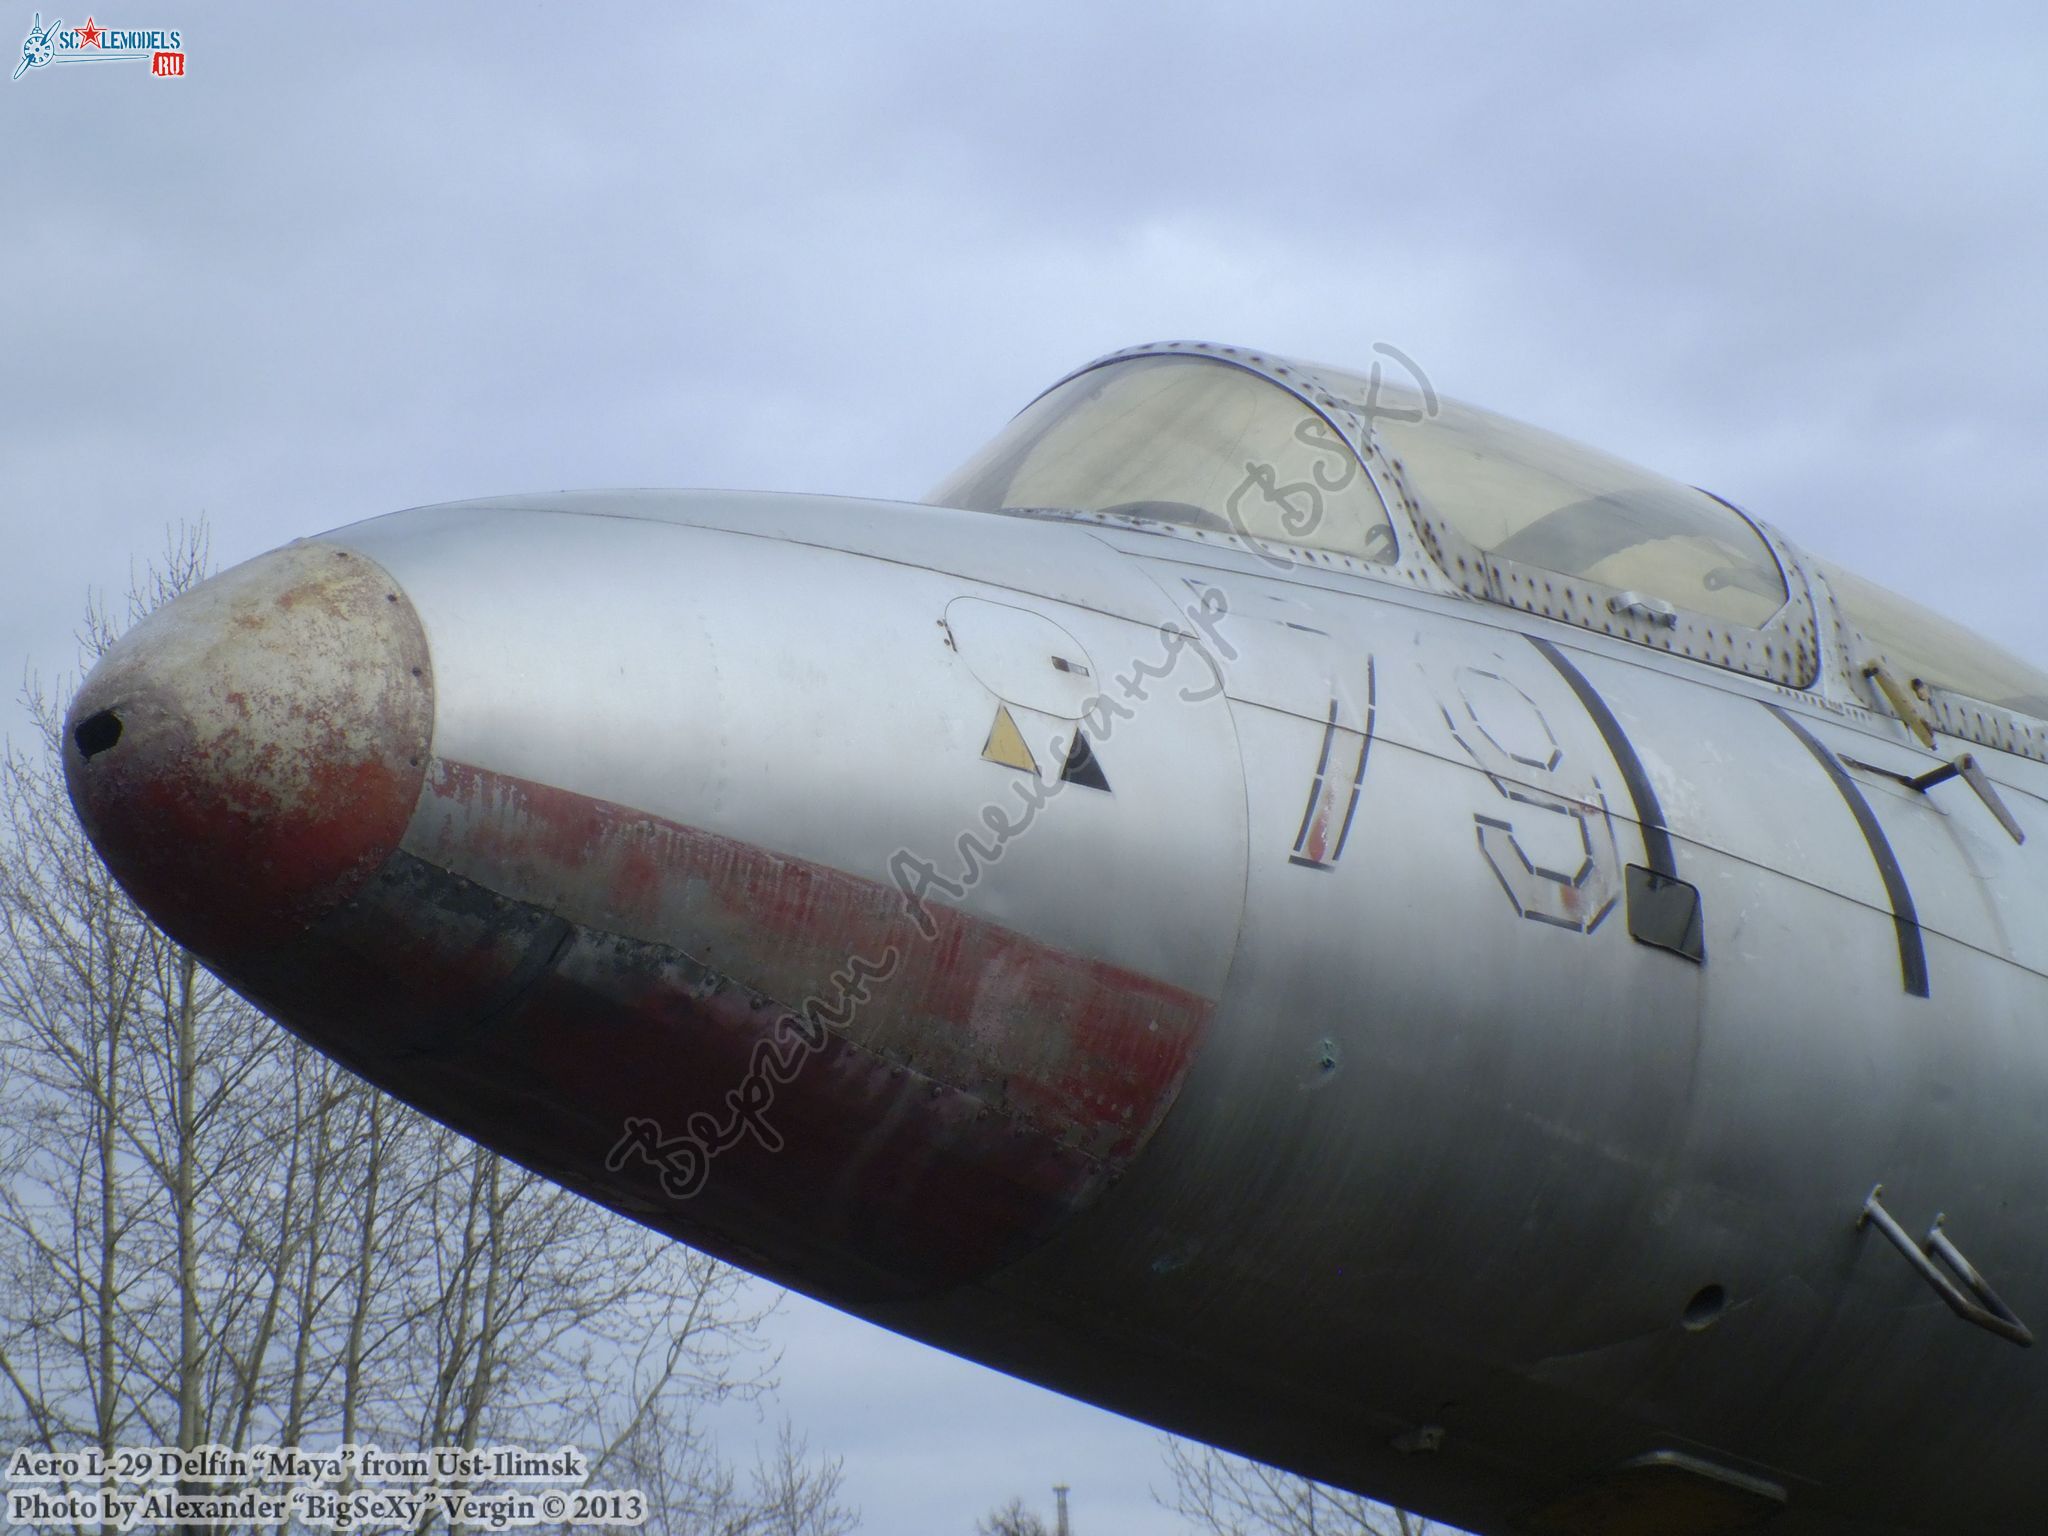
[981,704,1039,774]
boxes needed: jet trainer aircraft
[64,342,2048,1535]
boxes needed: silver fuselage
[65,481,2048,1534]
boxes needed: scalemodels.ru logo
[13,12,185,80]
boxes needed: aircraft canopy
[932,351,2048,721]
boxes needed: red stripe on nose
[213,759,1215,1299]
[409,760,1213,1167]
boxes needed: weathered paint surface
[61,527,1220,1303]
[164,756,1214,1301]
[406,760,1211,1164]
[63,541,433,960]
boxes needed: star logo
[76,16,100,46]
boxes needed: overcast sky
[6,4,2047,1532]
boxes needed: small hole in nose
[1681,1283,1727,1332]
[75,709,124,760]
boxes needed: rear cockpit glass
[1361,387,1791,630]
[929,356,1400,564]
[1824,564,2048,720]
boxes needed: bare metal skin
[64,344,2048,1536]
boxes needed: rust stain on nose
[64,541,434,962]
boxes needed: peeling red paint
[63,543,434,960]
[411,759,1212,1163]
[216,758,1218,1299]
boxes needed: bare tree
[0,531,216,1488]
[0,529,832,1535]
[1157,1439,1439,1536]
[740,1420,858,1536]
[975,1495,1052,1536]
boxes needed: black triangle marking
[1060,730,1110,792]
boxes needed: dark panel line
[415,910,574,1059]
[1528,636,1677,878]
[1767,704,1931,999]
[1331,656,1377,862]
[1291,698,1339,854]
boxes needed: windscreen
[929,356,1399,564]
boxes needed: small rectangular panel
[1626,865,1705,963]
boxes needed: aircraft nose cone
[64,542,434,963]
